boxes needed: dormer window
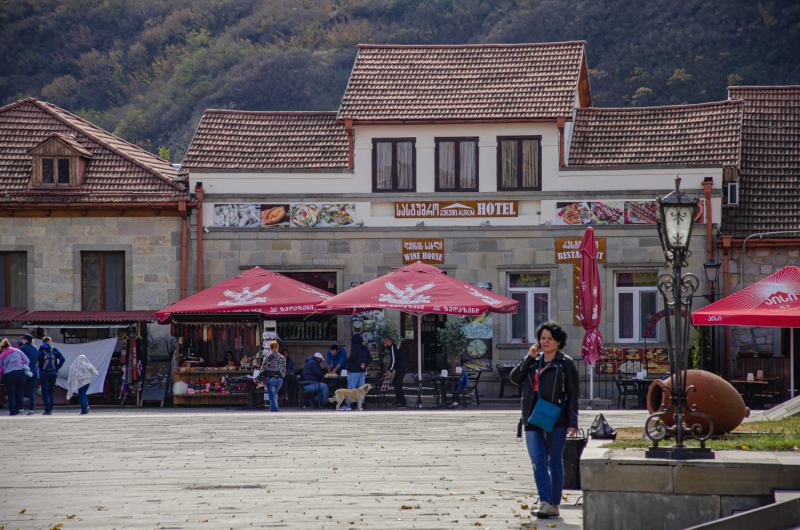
[41,158,71,185]
[27,134,92,188]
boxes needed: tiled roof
[569,101,744,167]
[23,310,158,323]
[336,42,587,122]
[0,98,188,204]
[0,307,28,323]
[723,86,800,238]
[181,111,349,171]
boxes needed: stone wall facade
[188,210,709,396]
[726,246,800,361]
[0,215,183,350]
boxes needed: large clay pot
[647,370,749,435]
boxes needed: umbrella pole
[789,328,794,399]
[418,314,423,380]
[590,364,594,400]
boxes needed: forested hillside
[2,0,798,161]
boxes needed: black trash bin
[562,429,587,490]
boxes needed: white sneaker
[340,405,351,411]
[535,501,559,518]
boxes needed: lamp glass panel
[663,204,695,249]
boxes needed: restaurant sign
[394,201,518,218]
[556,238,607,264]
[402,239,444,264]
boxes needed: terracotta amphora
[647,370,750,435]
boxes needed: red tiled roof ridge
[356,41,588,49]
[577,100,744,113]
[203,109,339,116]
[29,100,186,193]
[728,85,800,90]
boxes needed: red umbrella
[316,262,519,378]
[156,267,343,324]
[578,227,603,366]
[692,266,800,398]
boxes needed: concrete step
[760,394,800,421]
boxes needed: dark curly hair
[535,321,568,349]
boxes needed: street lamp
[646,178,715,460]
[703,259,722,373]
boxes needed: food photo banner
[395,201,518,218]
[596,347,673,375]
[556,200,706,226]
[213,204,356,228]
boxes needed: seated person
[326,344,347,375]
[281,348,295,374]
[224,351,239,369]
[301,352,329,403]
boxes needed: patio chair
[614,375,639,409]
[412,373,440,409]
[296,374,322,409]
[755,376,782,409]
[365,377,387,409]
[457,371,483,407]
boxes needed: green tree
[114,109,147,143]
[158,146,171,161]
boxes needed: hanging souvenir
[132,340,138,381]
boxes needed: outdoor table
[323,375,348,393]
[623,378,656,409]
[731,379,769,408]
[431,375,467,408]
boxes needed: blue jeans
[3,370,27,415]
[304,382,328,403]
[40,373,58,413]
[78,384,90,414]
[525,425,568,505]
[25,371,39,412]
[265,378,282,412]
[346,372,366,407]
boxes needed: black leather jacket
[510,351,579,431]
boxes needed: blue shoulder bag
[526,355,565,433]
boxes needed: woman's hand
[567,427,579,438]
[528,343,540,359]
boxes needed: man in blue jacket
[326,344,347,375]
[301,352,329,405]
[19,334,39,415]
[38,337,65,415]
[343,333,372,411]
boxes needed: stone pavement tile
[0,411,585,529]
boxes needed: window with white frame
[508,273,550,343]
[614,272,659,343]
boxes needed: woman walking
[67,355,98,415]
[510,322,579,519]
[0,339,31,416]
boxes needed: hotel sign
[394,201,519,218]
[402,239,444,264]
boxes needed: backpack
[40,347,58,372]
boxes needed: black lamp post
[703,259,722,373]
[646,178,715,460]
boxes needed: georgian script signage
[403,239,444,264]
[556,238,606,264]
[394,201,518,219]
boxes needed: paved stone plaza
[0,410,646,530]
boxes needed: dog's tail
[327,397,337,402]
